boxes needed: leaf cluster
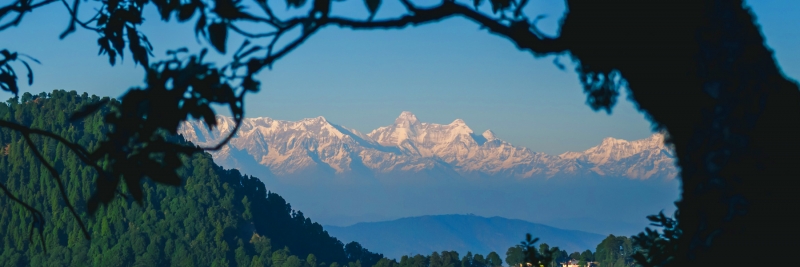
[594,235,637,267]
[0,50,38,96]
[577,67,624,114]
[391,249,502,267]
[630,211,681,267]
[518,234,551,267]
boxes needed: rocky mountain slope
[179,111,677,180]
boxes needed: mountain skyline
[176,111,680,235]
[179,111,677,181]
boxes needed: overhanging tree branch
[0,178,46,252]
[0,0,60,31]
[21,133,91,240]
[324,1,567,56]
[0,119,97,243]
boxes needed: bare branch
[399,0,418,13]
[59,0,80,38]
[0,0,60,31]
[200,117,243,151]
[229,23,277,38]
[324,1,566,56]
[513,0,528,18]
[0,120,92,162]
[258,22,321,70]
[0,179,47,252]
[200,89,247,151]
[0,118,105,244]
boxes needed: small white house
[561,259,580,267]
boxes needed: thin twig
[229,23,277,38]
[0,0,60,31]
[399,0,417,13]
[324,1,566,55]
[22,133,91,240]
[0,120,92,162]
[59,0,101,34]
[0,180,47,252]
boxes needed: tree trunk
[561,0,800,265]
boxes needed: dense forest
[0,90,386,267]
[395,251,500,267]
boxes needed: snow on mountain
[178,111,678,180]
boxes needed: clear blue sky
[2,0,798,155]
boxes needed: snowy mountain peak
[448,119,474,137]
[179,113,677,180]
[304,116,328,123]
[645,133,665,143]
[394,111,420,127]
[600,136,625,144]
[482,129,497,141]
[450,118,466,126]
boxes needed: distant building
[560,260,597,267]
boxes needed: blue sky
[2,0,798,155]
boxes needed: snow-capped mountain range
[178,111,677,180]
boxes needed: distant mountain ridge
[324,214,606,260]
[179,111,677,180]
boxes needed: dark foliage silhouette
[364,249,510,267]
[0,90,386,266]
[1,0,798,265]
[344,241,385,267]
[519,234,551,267]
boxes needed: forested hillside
[0,90,386,267]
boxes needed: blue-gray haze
[325,214,606,260]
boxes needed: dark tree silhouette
[2,0,798,265]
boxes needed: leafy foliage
[500,236,596,267]
[391,249,502,267]
[504,246,524,267]
[0,90,382,266]
[0,50,38,96]
[345,241,385,267]
[594,235,636,267]
[82,48,257,215]
[519,234,551,267]
[630,212,680,267]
